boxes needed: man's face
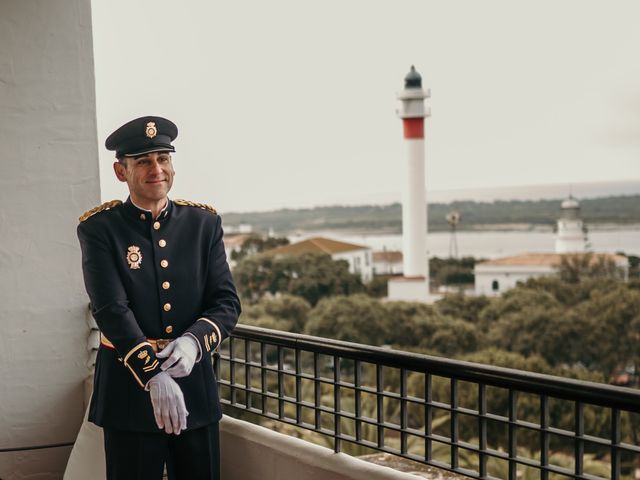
[113,151,175,204]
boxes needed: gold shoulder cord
[79,199,123,223]
[173,199,217,214]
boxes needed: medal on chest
[126,245,143,269]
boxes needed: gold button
[160,259,169,268]
[165,325,173,334]
[163,303,172,312]
[140,213,146,220]
[153,221,160,230]
[162,281,170,290]
[158,239,167,247]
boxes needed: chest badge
[126,246,143,269]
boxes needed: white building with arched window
[474,253,628,296]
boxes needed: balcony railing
[217,325,640,480]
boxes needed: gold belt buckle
[155,339,171,352]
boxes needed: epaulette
[174,199,217,214]
[78,200,123,223]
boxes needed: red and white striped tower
[388,66,431,302]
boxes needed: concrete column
[0,1,100,478]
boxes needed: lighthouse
[388,66,431,302]
[555,195,588,253]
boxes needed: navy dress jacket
[77,197,240,432]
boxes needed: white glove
[147,371,188,434]
[157,335,200,378]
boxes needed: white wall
[474,266,556,295]
[373,260,403,275]
[0,1,100,478]
[333,249,374,283]
[387,277,429,302]
[555,219,586,253]
[220,416,420,480]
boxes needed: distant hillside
[222,195,640,234]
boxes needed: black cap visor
[122,145,176,158]
[115,133,176,158]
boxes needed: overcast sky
[91,0,640,213]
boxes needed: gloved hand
[157,335,200,378]
[147,371,188,434]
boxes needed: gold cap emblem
[127,246,143,269]
[145,122,157,139]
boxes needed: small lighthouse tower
[555,195,588,253]
[388,66,431,302]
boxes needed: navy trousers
[103,422,220,480]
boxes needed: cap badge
[145,122,157,139]
[126,246,143,269]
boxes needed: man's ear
[113,160,127,182]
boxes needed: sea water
[291,227,640,259]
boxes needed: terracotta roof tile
[477,252,627,267]
[223,234,253,249]
[373,251,403,263]
[263,237,369,256]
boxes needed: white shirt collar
[130,197,169,220]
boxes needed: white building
[555,196,587,253]
[474,196,629,296]
[223,233,254,268]
[264,237,374,283]
[474,253,629,296]
[372,251,403,275]
[225,223,254,234]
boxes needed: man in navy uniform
[77,116,240,480]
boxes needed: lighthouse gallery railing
[217,325,640,480]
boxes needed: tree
[304,294,387,345]
[568,284,640,378]
[626,254,640,278]
[558,253,625,283]
[241,294,311,333]
[380,300,482,356]
[428,319,480,357]
[478,288,559,332]
[229,234,290,262]
[232,254,281,302]
[381,301,437,346]
[436,293,490,324]
[517,276,588,307]
[364,274,394,298]
[430,256,478,286]
[487,303,565,358]
[479,282,592,368]
[473,275,640,380]
[233,252,364,305]
[406,348,607,454]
